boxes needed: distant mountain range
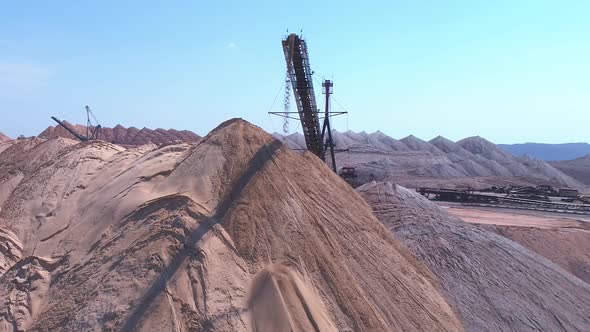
[498,143,590,161]
[274,131,587,190]
[38,122,200,146]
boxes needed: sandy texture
[442,206,590,284]
[0,119,461,331]
[358,182,590,331]
[247,264,337,332]
[0,133,10,143]
[491,226,590,284]
[39,122,200,145]
[445,207,590,230]
[550,155,590,186]
[274,131,585,189]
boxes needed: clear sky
[1,1,588,143]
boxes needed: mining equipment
[271,33,351,177]
[339,167,357,179]
[417,187,590,215]
[85,105,102,141]
[51,106,102,142]
[558,188,579,198]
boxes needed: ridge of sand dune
[0,119,462,331]
[358,181,590,331]
[0,132,11,143]
[38,122,200,145]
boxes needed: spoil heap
[275,131,585,189]
[39,122,200,145]
[490,225,590,284]
[550,155,590,185]
[358,182,590,331]
[0,119,461,331]
[0,133,11,143]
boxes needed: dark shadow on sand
[118,140,282,331]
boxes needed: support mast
[322,80,337,172]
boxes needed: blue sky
[1,1,588,143]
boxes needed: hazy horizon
[6,120,588,146]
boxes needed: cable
[267,80,285,113]
[268,113,277,132]
[346,112,351,166]
[332,96,351,113]
[312,74,352,115]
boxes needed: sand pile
[39,122,200,145]
[442,207,590,283]
[0,133,11,143]
[490,226,590,284]
[275,131,585,189]
[550,155,590,185]
[357,181,590,331]
[0,119,462,331]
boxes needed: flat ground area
[439,203,590,230]
[439,203,590,283]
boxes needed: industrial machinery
[85,105,102,141]
[51,116,88,141]
[271,33,349,174]
[417,187,590,215]
[339,167,358,179]
[50,105,102,142]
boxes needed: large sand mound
[358,181,590,331]
[0,119,461,331]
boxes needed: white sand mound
[276,131,585,189]
[0,119,461,331]
[358,181,590,331]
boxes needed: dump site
[1,119,589,331]
[2,27,590,332]
[1,120,464,331]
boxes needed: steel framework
[50,106,102,142]
[273,33,346,172]
[281,33,324,157]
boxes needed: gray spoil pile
[358,181,590,331]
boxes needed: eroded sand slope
[0,119,461,331]
[0,133,10,143]
[358,182,590,331]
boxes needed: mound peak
[429,136,459,152]
[457,136,497,152]
[401,135,443,155]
